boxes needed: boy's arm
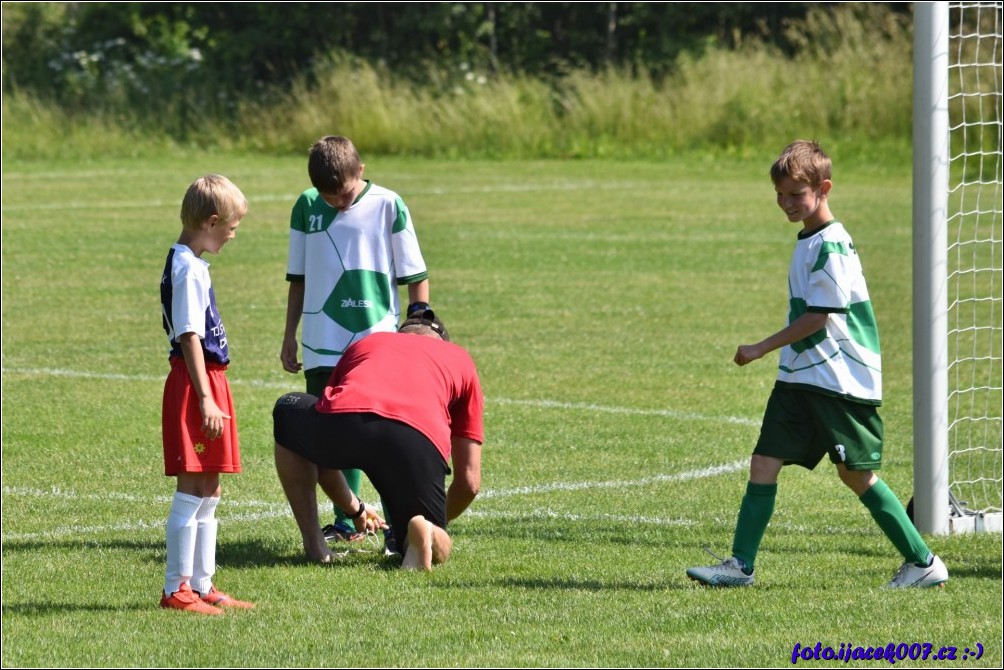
[734,311,828,366]
[406,279,430,312]
[446,437,482,522]
[178,332,229,439]
[281,281,305,373]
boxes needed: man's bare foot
[402,516,433,571]
[304,537,334,563]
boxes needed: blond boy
[160,175,254,613]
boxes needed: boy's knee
[837,466,876,495]
[749,454,782,483]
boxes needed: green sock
[731,482,777,571]
[333,468,363,525]
[859,478,931,565]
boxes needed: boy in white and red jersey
[686,141,948,589]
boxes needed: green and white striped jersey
[778,220,882,405]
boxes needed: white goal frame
[913,1,1003,534]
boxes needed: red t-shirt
[316,332,484,461]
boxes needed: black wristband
[347,499,365,520]
[407,301,430,315]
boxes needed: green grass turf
[2,154,1000,667]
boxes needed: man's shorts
[273,392,450,551]
[753,383,884,471]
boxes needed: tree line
[3,2,910,107]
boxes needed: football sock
[165,492,202,595]
[859,479,931,565]
[731,482,777,571]
[192,495,220,595]
[333,468,363,526]
[381,500,394,538]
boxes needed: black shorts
[273,392,450,551]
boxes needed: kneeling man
[273,311,484,569]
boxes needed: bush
[2,4,917,163]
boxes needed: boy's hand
[280,335,302,373]
[734,344,763,366]
[200,397,230,440]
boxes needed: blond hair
[180,174,248,228]
[770,140,832,187]
[307,135,363,194]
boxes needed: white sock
[191,496,220,596]
[165,492,202,595]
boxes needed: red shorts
[162,356,242,476]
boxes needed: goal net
[913,1,1003,534]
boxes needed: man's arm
[446,437,482,522]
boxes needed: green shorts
[753,383,884,471]
[305,366,335,396]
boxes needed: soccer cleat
[686,556,755,587]
[198,586,255,609]
[886,555,949,588]
[322,521,365,543]
[382,527,400,557]
[160,582,224,615]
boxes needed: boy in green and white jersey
[686,140,948,589]
[281,136,430,546]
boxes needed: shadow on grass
[1,538,164,564]
[430,575,696,592]
[0,528,410,572]
[0,601,150,616]
[0,537,310,569]
[460,522,673,549]
[495,576,671,591]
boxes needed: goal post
[913,1,1003,534]
[912,1,951,535]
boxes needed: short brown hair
[180,174,247,228]
[770,140,832,188]
[308,135,362,194]
[399,309,449,341]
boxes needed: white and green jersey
[286,181,428,371]
[777,220,882,405]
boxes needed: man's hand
[352,504,389,534]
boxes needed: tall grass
[1,4,923,163]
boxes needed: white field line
[1,366,759,427]
[1,460,745,542]
[463,509,698,527]
[1,508,700,543]
[477,459,748,499]
[0,181,652,212]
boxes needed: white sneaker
[686,556,754,587]
[886,555,948,588]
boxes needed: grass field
[2,153,1001,667]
